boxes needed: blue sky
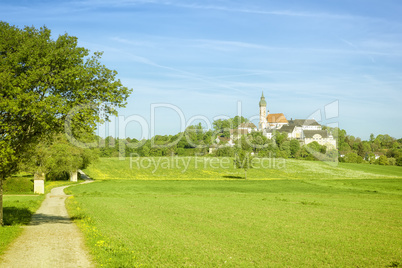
[2,0,402,140]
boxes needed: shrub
[396,157,402,166]
[377,155,389,165]
[176,148,185,156]
[3,176,33,193]
[215,146,234,157]
[344,152,363,163]
[387,157,396,166]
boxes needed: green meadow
[64,157,402,267]
[83,156,402,180]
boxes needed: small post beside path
[33,172,45,194]
[70,170,78,182]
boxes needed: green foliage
[93,126,401,168]
[20,134,99,180]
[378,155,389,166]
[236,135,252,151]
[0,21,131,225]
[387,149,401,159]
[213,116,248,131]
[388,157,396,166]
[279,140,291,158]
[3,175,33,194]
[370,133,375,142]
[307,141,326,154]
[274,132,288,147]
[289,139,301,157]
[339,142,351,152]
[344,152,364,164]
[248,131,268,148]
[0,21,131,180]
[331,128,402,166]
[184,123,214,149]
[215,146,234,157]
[357,142,365,158]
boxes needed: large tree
[0,22,132,225]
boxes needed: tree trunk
[0,178,3,226]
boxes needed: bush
[176,148,185,156]
[215,146,234,157]
[387,157,396,166]
[3,176,33,193]
[396,157,402,166]
[377,155,388,165]
[344,152,363,163]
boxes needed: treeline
[98,131,334,160]
[99,116,250,157]
[336,130,402,165]
[97,116,336,162]
[96,119,402,166]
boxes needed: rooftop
[267,113,288,124]
[288,119,321,127]
[303,130,329,138]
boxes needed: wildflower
[96,240,106,247]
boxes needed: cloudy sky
[2,0,402,140]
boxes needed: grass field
[66,157,402,267]
[83,157,402,180]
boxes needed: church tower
[259,91,268,130]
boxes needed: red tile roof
[267,113,288,123]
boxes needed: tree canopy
[213,116,249,137]
[0,22,132,225]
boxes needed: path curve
[0,183,93,268]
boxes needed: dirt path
[0,183,93,268]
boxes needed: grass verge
[0,179,83,256]
[0,195,44,255]
[66,194,139,267]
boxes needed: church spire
[259,91,267,130]
[259,91,267,107]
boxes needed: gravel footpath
[0,183,93,268]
